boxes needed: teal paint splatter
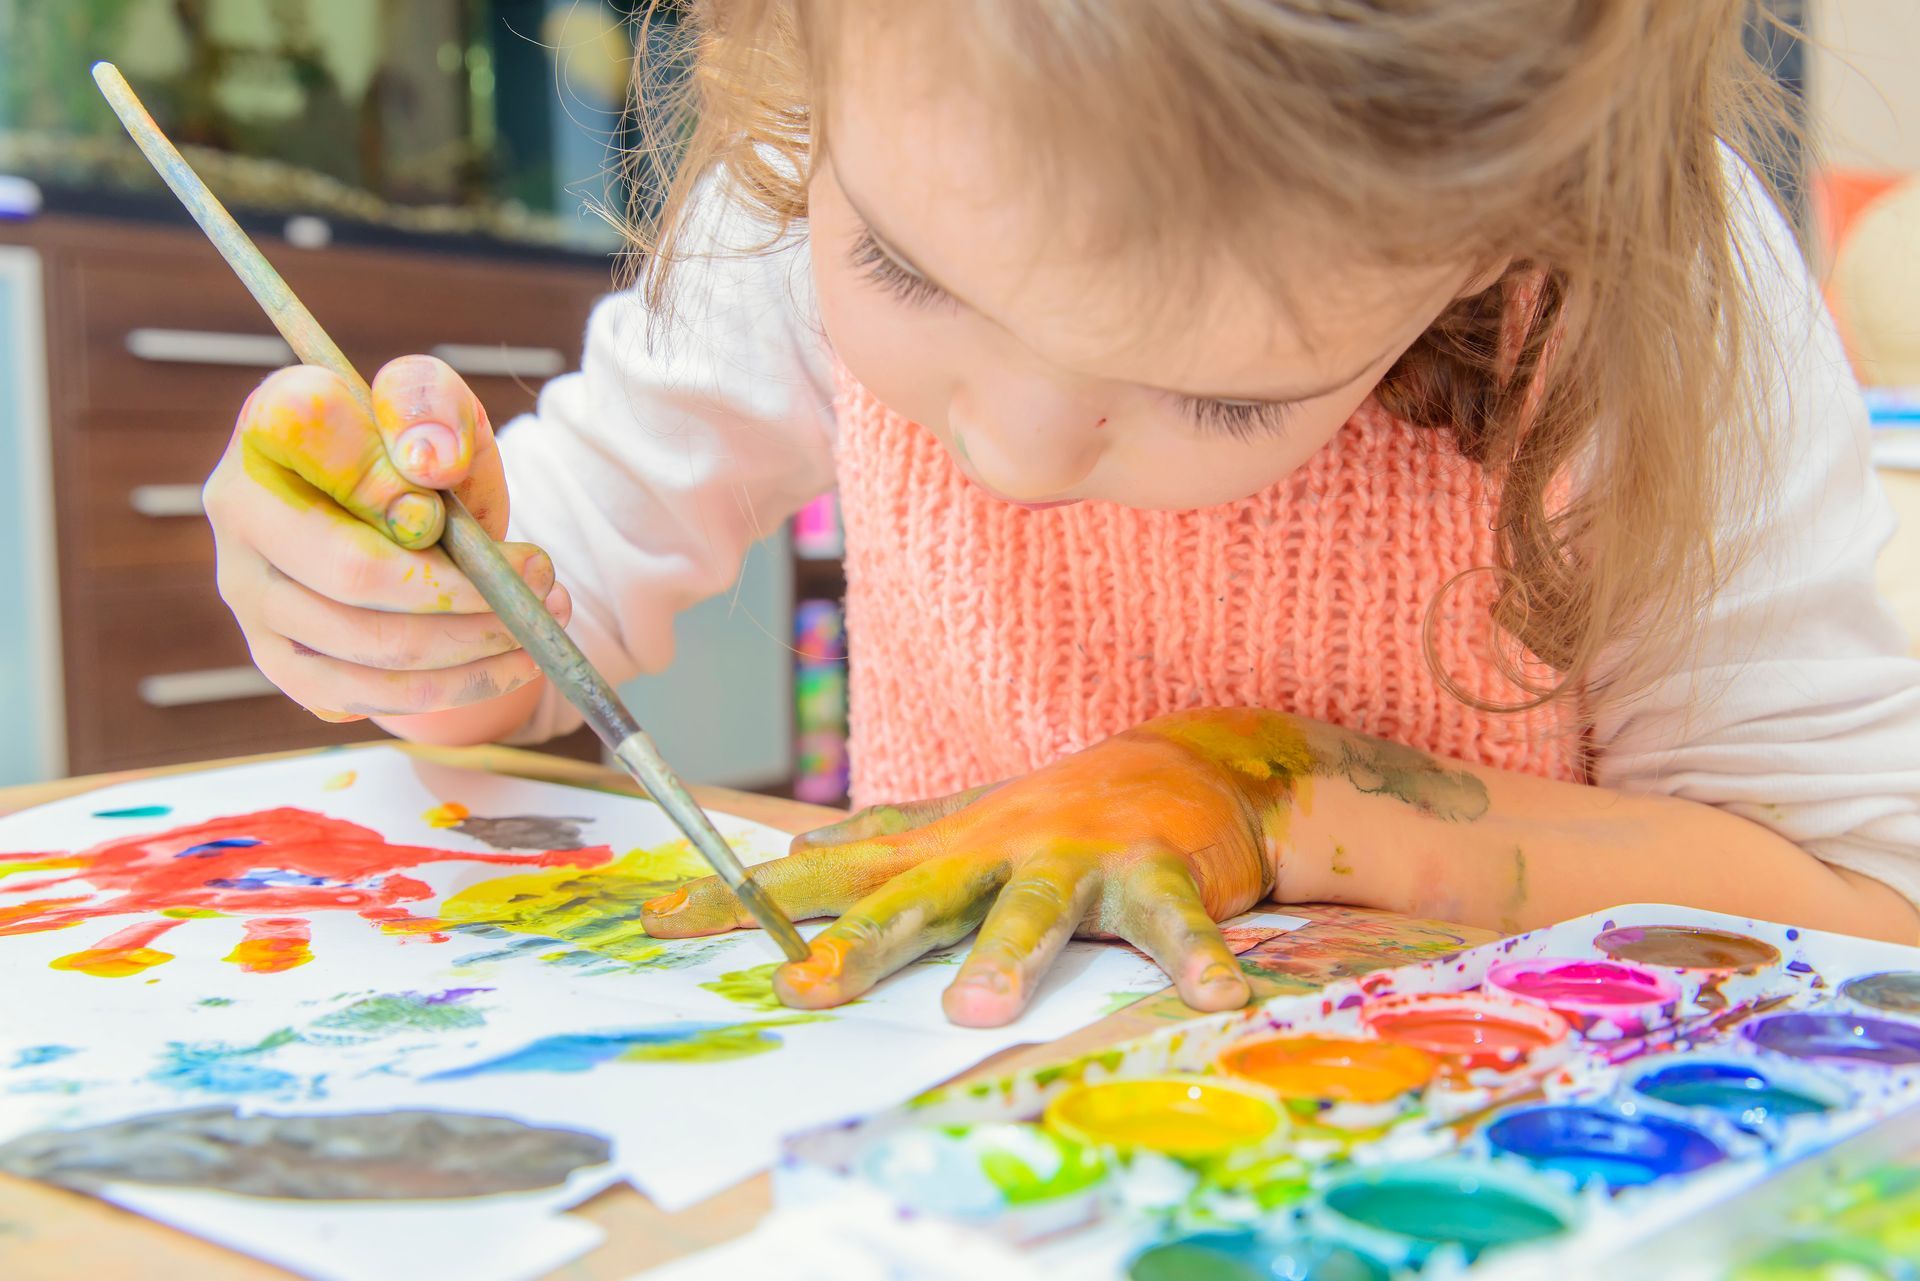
[149,1029,303,1096]
[93,804,172,819]
[10,1045,76,1069]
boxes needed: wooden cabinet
[0,214,610,774]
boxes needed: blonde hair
[625,0,1798,713]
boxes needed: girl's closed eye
[849,229,953,311]
[1180,395,1297,440]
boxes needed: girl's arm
[641,707,1919,1028]
[1279,729,1920,943]
[381,187,837,746]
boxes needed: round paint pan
[1357,991,1570,1075]
[1839,970,1920,1018]
[1744,1012,1920,1067]
[1592,924,1782,1012]
[1043,1075,1284,1163]
[1628,1057,1845,1132]
[858,1121,1106,1238]
[1485,956,1680,1039]
[1128,1229,1391,1281]
[1483,1103,1727,1190]
[1314,1159,1579,1268]
[1214,1034,1437,1133]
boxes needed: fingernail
[544,581,570,621]
[643,887,689,917]
[386,492,440,543]
[395,422,459,476]
[520,552,554,594]
[1199,962,1239,988]
[960,970,1013,996]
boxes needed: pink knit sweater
[833,371,1586,808]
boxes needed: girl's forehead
[819,52,1469,397]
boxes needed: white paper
[0,748,1306,1254]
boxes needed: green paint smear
[313,993,486,1037]
[197,997,234,1008]
[700,963,786,1012]
[616,1016,823,1064]
[967,1137,1105,1206]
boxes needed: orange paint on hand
[781,936,856,991]
[50,919,183,978]
[223,917,314,973]
[422,802,470,829]
[1216,1034,1437,1104]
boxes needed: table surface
[0,742,1493,1281]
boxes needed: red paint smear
[0,807,611,936]
[359,906,452,944]
[49,918,183,977]
[224,916,314,973]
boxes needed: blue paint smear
[148,1032,301,1096]
[452,936,561,966]
[10,1044,77,1069]
[1485,1105,1725,1189]
[176,837,263,858]
[426,1024,745,1080]
[205,867,337,890]
[93,804,172,819]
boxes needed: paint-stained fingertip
[1182,962,1253,1012]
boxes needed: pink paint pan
[1485,957,1681,1039]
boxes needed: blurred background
[0,0,1912,797]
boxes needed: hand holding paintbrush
[91,62,810,963]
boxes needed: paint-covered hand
[642,711,1313,1027]
[202,356,567,724]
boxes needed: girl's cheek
[813,256,959,433]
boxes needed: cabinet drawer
[61,584,381,774]
[63,421,224,577]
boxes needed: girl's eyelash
[1179,396,1297,440]
[849,231,952,310]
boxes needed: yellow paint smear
[421,802,470,829]
[437,841,713,963]
[50,944,175,979]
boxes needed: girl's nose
[948,375,1105,502]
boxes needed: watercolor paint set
[775,904,1920,1281]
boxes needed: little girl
[205,0,1920,1027]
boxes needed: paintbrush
[91,61,811,964]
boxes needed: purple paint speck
[1785,929,1800,941]
[1338,993,1364,1010]
[1787,960,1814,975]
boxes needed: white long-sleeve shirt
[499,174,1920,910]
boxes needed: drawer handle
[126,327,294,368]
[129,484,205,518]
[138,667,279,708]
[429,342,566,380]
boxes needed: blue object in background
[0,246,63,785]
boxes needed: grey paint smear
[0,1106,611,1199]
[452,814,593,851]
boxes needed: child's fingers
[1113,854,1250,1013]
[640,833,940,937]
[249,634,541,719]
[237,365,445,549]
[772,855,1007,1009]
[941,854,1100,1027]
[789,782,1002,852]
[258,569,569,671]
[220,460,551,613]
[369,355,512,540]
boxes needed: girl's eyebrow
[842,187,1388,405]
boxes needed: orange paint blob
[422,802,471,829]
[223,917,314,973]
[1216,1034,1437,1104]
[50,919,183,978]
[1360,992,1569,1072]
[1045,1076,1282,1160]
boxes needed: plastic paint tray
[774,905,1920,1281]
